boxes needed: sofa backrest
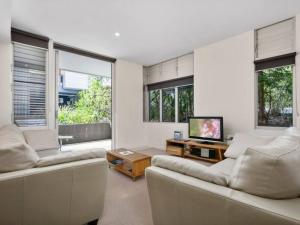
[23,129,59,151]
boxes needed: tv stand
[166,139,228,163]
[198,141,215,145]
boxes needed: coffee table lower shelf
[107,149,151,181]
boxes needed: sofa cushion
[209,158,236,177]
[37,148,106,167]
[152,155,228,186]
[0,125,39,173]
[0,124,25,142]
[23,129,59,151]
[224,133,274,159]
[229,135,300,199]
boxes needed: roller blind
[178,53,193,77]
[161,59,177,81]
[13,43,47,127]
[147,76,193,91]
[147,53,194,84]
[11,28,49,49]
[256,18,295,60]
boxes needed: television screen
[189,117,223,141]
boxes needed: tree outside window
[178,85,194,122]
[58,77,111,124]
[257,65,293,127]
[149,89,160,122]
[162,88,175,122]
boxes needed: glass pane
[58,73,112,125]
[178,85,194,123]
[162,88,175,122]
[257,65,293,127]
[149,90,160,122]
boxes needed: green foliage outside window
[162,88,175,122]
[178,85,194,122]
[149,90,160,121]
[58,78,111,124]
[257,65,293,127]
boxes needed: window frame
[11,42,49,129]
[254,65,296,129]
[147,84,194,123]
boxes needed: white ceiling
[11,0,300,66]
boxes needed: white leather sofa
[0,125,108,225]
[146,133,300,225]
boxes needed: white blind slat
[13,43,47,127]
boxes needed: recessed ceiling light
[114,32,120,37]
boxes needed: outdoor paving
[61,139,112,152]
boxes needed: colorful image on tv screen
[190,118,221,139]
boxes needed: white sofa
[0,125,108,225]
[146,133,300,225]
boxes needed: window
[162,88,175,122]
[149,89,160,122]
[178,85,194,122]
[147,77,194,123]
[257,65,293,127]
[255,18,295,128]
[13,43,48,127]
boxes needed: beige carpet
[99,148,211,225]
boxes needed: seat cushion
[229,135,300,199]
[224,133,274,159]
[152,155,228,186]
[0,125,39,172]
[23,129,59,151]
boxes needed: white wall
[145,123,187,149]
[115,59,146,149]
[295,15,300,127]
[194,31,255,136]
[0,0,12,126]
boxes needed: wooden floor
[99,148,211,225]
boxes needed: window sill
[255,126,290,130]
[143,121,188,124]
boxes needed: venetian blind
[13,43,47,127]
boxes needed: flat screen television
[188,117,224,142]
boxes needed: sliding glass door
[55,50,113,150]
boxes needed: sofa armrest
[146,166,300,225]
[0,158,108,225]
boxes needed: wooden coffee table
[106,149,151,181]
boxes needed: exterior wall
[59,123,111,144]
